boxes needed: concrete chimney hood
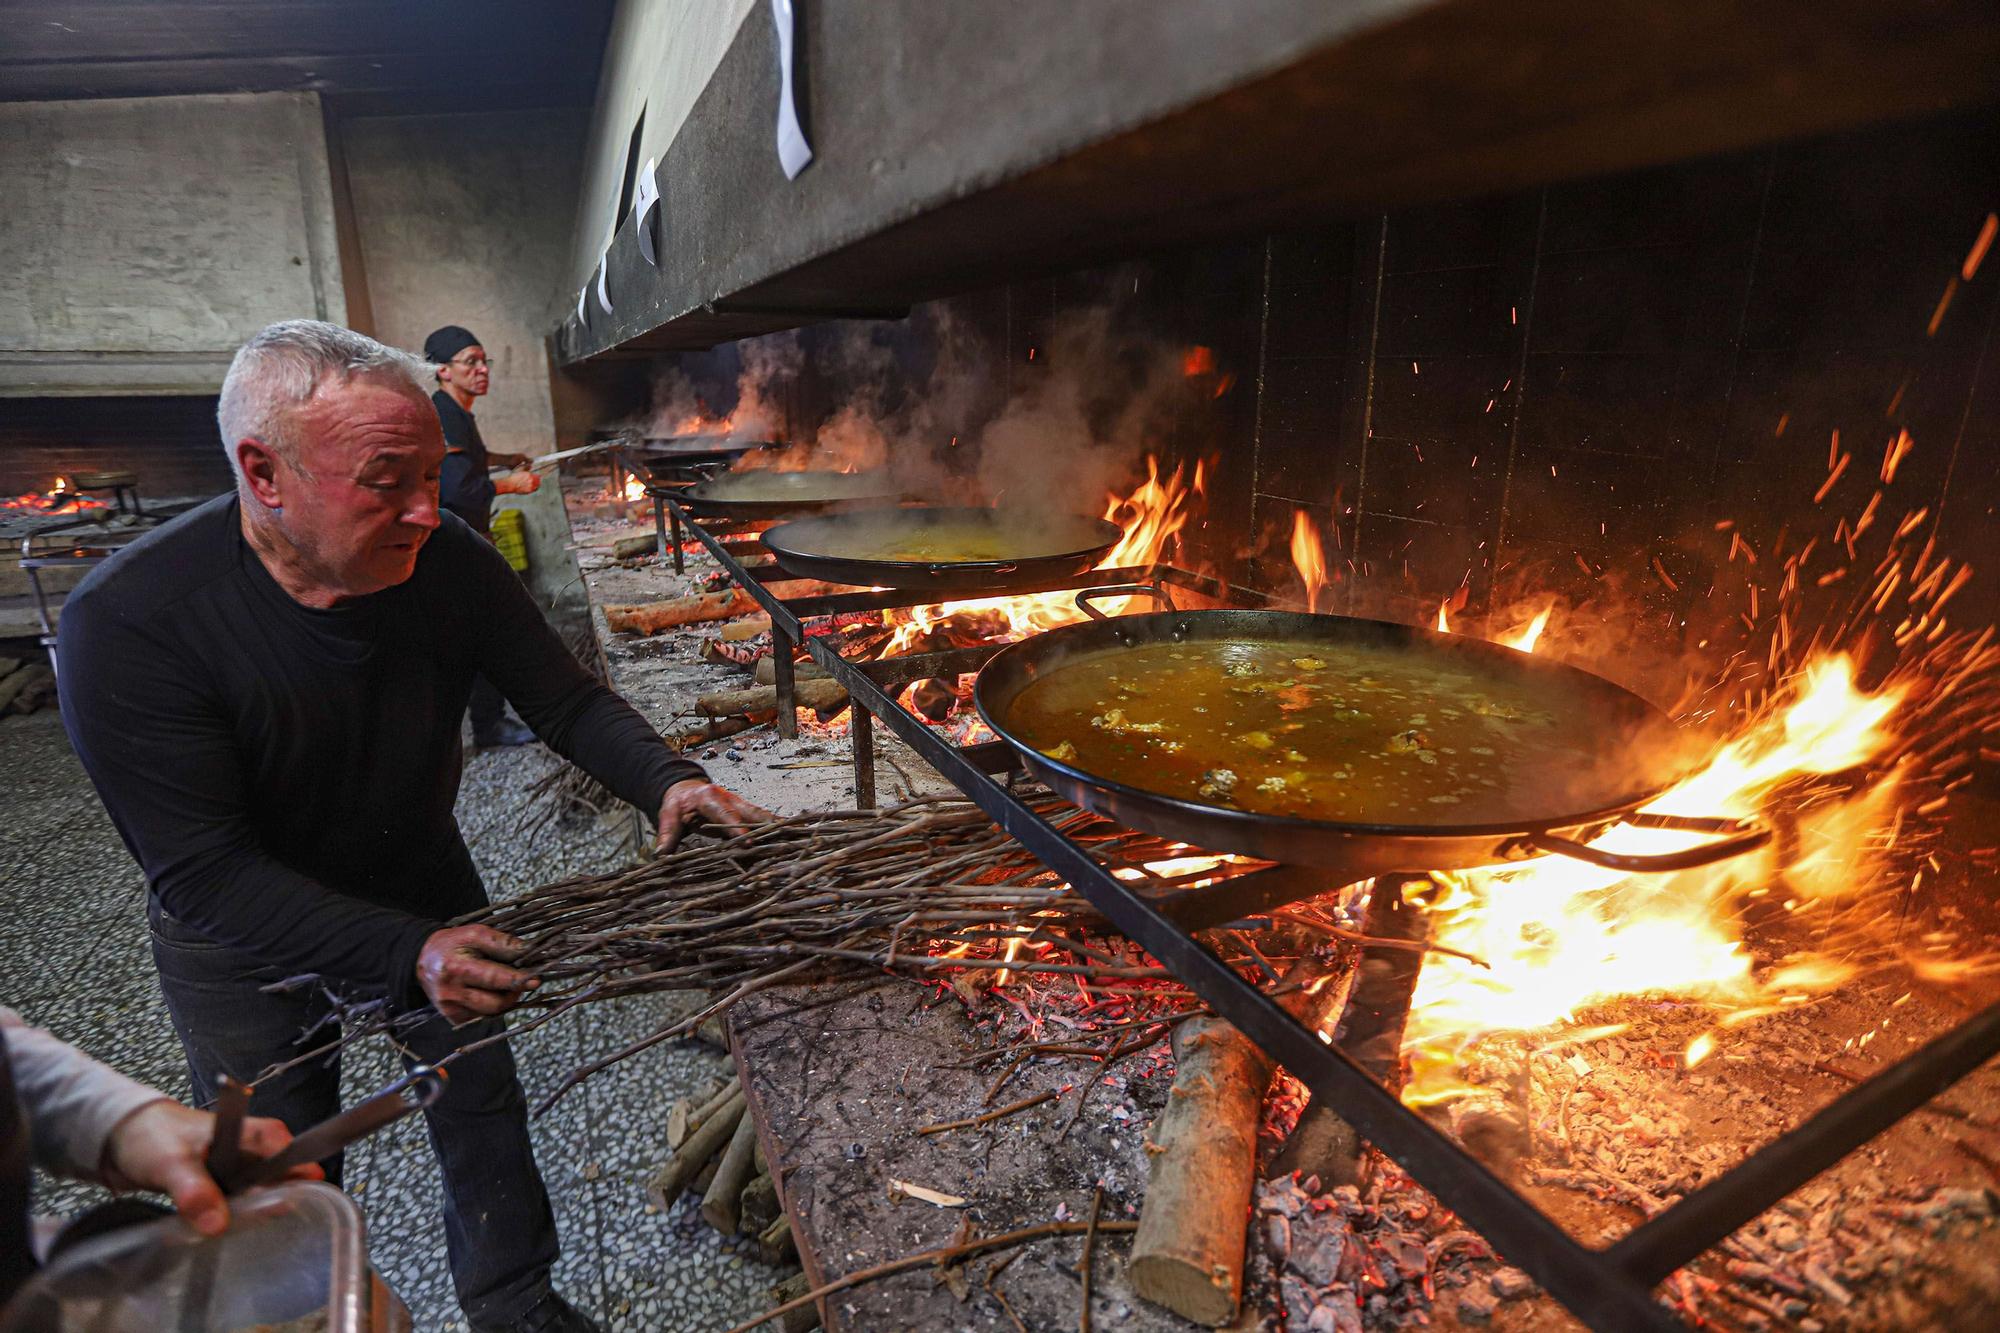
[555,0,1999,364]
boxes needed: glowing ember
[1290,511,1328,613]
[3,477,107,515]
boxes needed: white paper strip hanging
[634,157,661,267]
[772,0,812,179]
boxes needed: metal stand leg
[773,628,798,740]
[668,502,685,574]
[653,495,670,562]
[1270,873,1432,1184]
[852,706,876,809]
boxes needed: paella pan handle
[1074,582,1177,621]
[1523,812,1771,873]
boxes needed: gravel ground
[2,705,784,1331]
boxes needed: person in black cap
[425,325,542,747]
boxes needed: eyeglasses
[450,355,490,370]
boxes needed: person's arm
[1,1006,164,1182]
[57,599,439,1009]
[1,1008,313,1234]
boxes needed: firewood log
[756,1213,796,1267]
[700,1112,761,1233]
[0,663,54,717]
[646,1089,745,1210]
[670,1075,742,1149]
[752,656,828,686]
[665,717,761,752]
[694,679,848,719]
[720,616,774,642]
[739,1171,780,1237]
[771,1271,820,1333]
[605,589,759,635]
[1130,961,1342,1326]
[612,534,660,560]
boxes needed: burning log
[695,679,849,719]
[1130,958,1342,1326]
[701,1111,762,1233]
[906,678,956,722]
[605,588,760,634]
[647,1088,746,1210]
[1270,875,1430,1187]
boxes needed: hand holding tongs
[204,1065,448,1196]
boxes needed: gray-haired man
[56,320,769,1332]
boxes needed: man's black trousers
[148,905,560,1325]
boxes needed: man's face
[437,345,491,398]
[271,375,445,596]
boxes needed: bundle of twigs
[263,794,1376,1111]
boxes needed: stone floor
[2,706,785,1332]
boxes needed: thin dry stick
[719,1220,1140,1333]
[917,1089,1058,1136]
[982,1051,1029,1107]
[1079,1185,1104,1333]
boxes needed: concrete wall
[568,0,754,288]
[0,91,345,396]
[339,108,591,457]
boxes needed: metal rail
[658,491,2000,1331]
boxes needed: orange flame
[622,476,646,503]
[1290,511,1329,613]
[1435,599,1451,633]
[1504,604,1552,653]
[1401,654,1905,1107]
[879,456,1203,658]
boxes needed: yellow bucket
[491,507,530,572]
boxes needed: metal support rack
[656,489,2000,1332]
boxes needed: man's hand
[657,779,773,854]
[493,468,541,495]
[417,924,539,1024]
[102,1101,321,1236]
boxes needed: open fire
[1263,423,2000,1120]
[3,476,107,515]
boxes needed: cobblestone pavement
[2,707,783,1331]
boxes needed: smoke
[623,270,1221,512]
[624,332,804,439]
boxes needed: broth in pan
[1007,638,1628,827]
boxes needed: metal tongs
[204,1064,448,1196]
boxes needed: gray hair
[217,320,430,482]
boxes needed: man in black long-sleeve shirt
[57,320,766,1333]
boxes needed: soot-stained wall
[713,107,1996,690]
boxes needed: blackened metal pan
[973,584,1767,879]
[677,469,905,519]
[761,506,1123,593]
